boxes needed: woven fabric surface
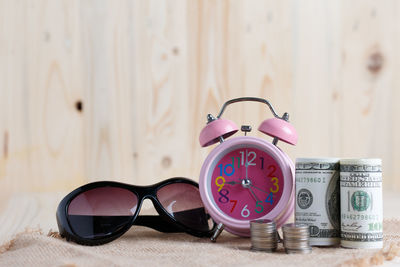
[1,219,400,267]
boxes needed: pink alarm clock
[198,97,298,241]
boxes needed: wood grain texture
[0,0,399,204]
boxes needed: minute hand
[245,150,249,181]
[248,187,260,202]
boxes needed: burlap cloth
[1,219,400,267]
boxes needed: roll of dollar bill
[295,158,340,246]
[340,158,383,249]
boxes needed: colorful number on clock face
[210,147,284,220]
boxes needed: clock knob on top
[258,113,298,145]
[199,114,239,147]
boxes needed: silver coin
[284,236,310,241]
[285,247,312,254]
[284,243,311,249]
[283,223,309,229]
[251,247,277,252]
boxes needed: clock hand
[248,187,260,202]
[252,184,270,194]
[245,149,249,181]
[225,181,241,185]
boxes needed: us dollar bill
[295,158,340,246]
[340,159,383,249]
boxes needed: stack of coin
[282,223,312,254]
[250,219,278,252]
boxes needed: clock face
[209,146,284,221]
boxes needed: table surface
[1,190,400,266]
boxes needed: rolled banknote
[295,158,340,246]
[340,158,383,249]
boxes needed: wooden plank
[0,0,28,205]
[339,1,396,187]
[391,1,400,189]
[0,1,86,197]
[291,0,342,159]
[80,0,136,183]
[129,0,192,184]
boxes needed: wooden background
[0,0,399,204]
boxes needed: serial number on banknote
[341,214,380,220]
[296,177,326,183]
[341,175,381,182]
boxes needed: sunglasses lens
[67,187,138,239]
[157,183,212,232]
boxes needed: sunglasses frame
[57,177,216,246]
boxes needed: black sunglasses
[56,177,216,245]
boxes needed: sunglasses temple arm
[133,215,184,233]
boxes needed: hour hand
[226,181,241,185]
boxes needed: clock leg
[272,137,279,145]
[210,223,225,242]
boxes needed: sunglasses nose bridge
[137,190,159,205]
[136,194,166,216]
